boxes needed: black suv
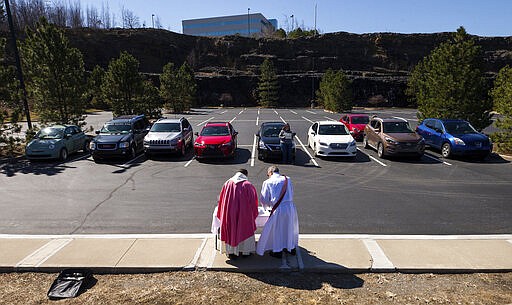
[90,115,150,162]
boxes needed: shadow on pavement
[0,153,90,177]
[196,148,251,165]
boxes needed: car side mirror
[194,132,199,136]
[95,130,100,135]
[233,131,238,136]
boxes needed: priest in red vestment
[216,169,259,258]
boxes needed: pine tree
[407,27,492,130]
[87,65,107,109]
[140,80,162,119]
[101,51,143,116]
[160,62,196,114]
[258,58,279,107]
[21,17,86,126]
[490,65,512,153]
[316,69,352,113]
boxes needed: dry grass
[0,271,510,304]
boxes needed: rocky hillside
[12,28,512,107]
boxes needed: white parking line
[256,116,259,126]
[424,153,452,166]
[280,116,286,123]
[197,117,214,127]
[306,110,316,114]
[357,148,387,167]
[323,116,337,121]
[184,157,194,167]
[251,135,257,167]
[230,117,236,123]
[67,153,91,163]
[238,110,244,115]
[290,110,297,114]
[122,153,145,166]
[274,110,279,115]
[258,109,260,115]
[220,110,227,114]
[302,116,314,123]
[295,136,319,167]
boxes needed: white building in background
[182,13,277,37]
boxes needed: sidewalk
[1,234,511,273]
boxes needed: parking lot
[1,108,511,235]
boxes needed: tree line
[1,14,511,156]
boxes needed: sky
[77,0,511,37]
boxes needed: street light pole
[151,14,155,28]
[4,0,32,129]
[247,8,250,37]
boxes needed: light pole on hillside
[3,0,32,129]
[152,14,155,28]
[247,8,250,37]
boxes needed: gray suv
[143,117,193,158]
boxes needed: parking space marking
[363,239,395,271]
[274,110,279,115]
[197,117,215,127]
[229,117,236,123]
[290,110,298,114]
[122,154,145,166]
[280,116,286,123]
[238,110,244,115]
[66,153,91,163]
[256,116,259,126]
[323,116,337,121]
[357,148,387,167]
[251,135,257,167]
[220,110,227,114]
[424,153,452,166]
[306,110,316,114]
[295,136,319,167]
[184,157,195,167]
[302,116,314,123]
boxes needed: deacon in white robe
[256,166,299,256]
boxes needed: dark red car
[340,113,370,141]
[194,122,238,159]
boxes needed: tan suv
[363,117,425,159]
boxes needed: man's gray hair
[267,165,279,174]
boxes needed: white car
[143,117,193,158]
[307,121,357,158]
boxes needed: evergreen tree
[21,17,86,126]
[87,65,107,109]
[160,62,196,114]
[407,27,492,130]
[316,69,352,113]
[0,37,23,156]
[101,51,143,116]
[490,65,512,153]
[140,80,162,119]
[258,58,279,107]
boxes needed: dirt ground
[0,271,511,304]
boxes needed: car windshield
[383,122,413,133]
[318,124,349,135]
[201,126,229,136]
[444,121,477,134]
[261,125,283,137]
[150,123,180,132]
[100,124,131,134]
[36,127,64,139]
[351,116,369,124]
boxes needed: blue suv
[90,115,150,162]
[416,118,492,160]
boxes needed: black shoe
[289,248,296,256]
[228,254,238,260]
[269,251,282,259]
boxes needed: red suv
[194,122,238,159]
[340,113,370,141]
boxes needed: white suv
[143,117,193,158]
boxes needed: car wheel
[128,146,136,160]
[145,151,152,160]
[59,148,68,161]
[441,143,452,158]
[363,136,369,149]
[258,152,264,161]
[377,142,385,158]
[180,143,186,156]
[92,156,101,163]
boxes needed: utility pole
[247,8,250,37]
[4,0,32,129]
